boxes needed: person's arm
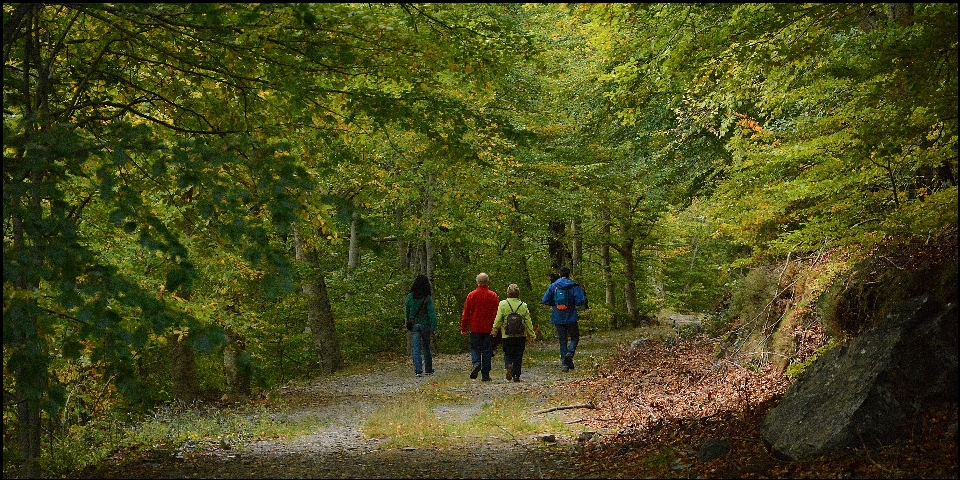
[521,303,536,340]
[491,302,505,337]
[541,286,553,305]
[575,284,587,307]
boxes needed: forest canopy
[3,3,956,477]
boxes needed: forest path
[79,324,676,479]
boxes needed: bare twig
[533,402,596,415]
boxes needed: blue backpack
[554,284,577,311]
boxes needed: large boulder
[761,294,958,460]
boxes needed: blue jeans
[554,322,580,363]
[469,332,494,377]
[411,324,434,375]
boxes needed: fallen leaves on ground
[569,336,958,479]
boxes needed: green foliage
[4,3,957,476]
[726,267,781,330]
[576,303,615,333]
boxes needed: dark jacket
[405,293,438,330]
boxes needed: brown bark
[293,226,343,375]
[167,333,200,405]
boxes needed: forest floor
[77,321,957,479]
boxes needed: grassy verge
[361,380,581,449]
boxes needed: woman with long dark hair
[405,274,439,377]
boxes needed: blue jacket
[541,277,586,325]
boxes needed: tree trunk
[888,3,914,26]
[548,220,569,271]
[571,218,583,276]
[348,208,360,270]
[167,333,200,405]
[396,207,409,269]
[618,237,642,326]
[223,328,251,398]
[14,357,42,479]
[293,226,343,375]
[10,6,46,475]
[424,172,435,279]
[600,207,616,325]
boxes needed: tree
[3,4,312,473]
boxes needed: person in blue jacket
[541,266,587,372]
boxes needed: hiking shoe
[562,365,570,372]
[513,376,520,382]
[470,363,481,379]
[415,373,423,377]
[564,354,575,370]
[481,375,492,382]
[425,371,434,376]
[505,365,514,380]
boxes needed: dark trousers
[501,337,527,378]
[469,332,494,376]
[555,322,580,365]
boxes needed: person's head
[410,274,432,298]
[506,283,520,298]
[476,272,489,286]
[558,266,571,278]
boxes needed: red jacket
[460,285,499,334]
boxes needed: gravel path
[79,332,654,479]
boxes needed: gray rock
[761,295,958,460]
[698,438,729,463]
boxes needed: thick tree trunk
[14,362,42,478]
[223,328,251,399]
[548,220,569,271]
[618,237,642,326]
[293,226,343,374]
[11,7,46,475]
[888,3,914,26]
[167,333,200,405]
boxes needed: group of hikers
[403,267,587,381]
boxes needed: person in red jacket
[460,272,500,381]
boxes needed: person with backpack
[459,272,499,381]
[491,284,536,382]
[541,266,587,372]
[405,274,439,377]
